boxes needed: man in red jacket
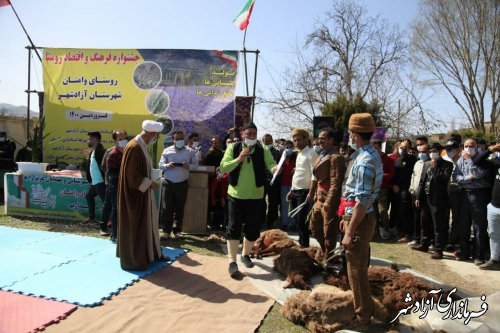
[372,141,395,239]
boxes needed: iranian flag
[233,0,255,31]
[0,0,11,7]
[214,50,238,68]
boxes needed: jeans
[458,189,489,260]
[280,186,293,227]
[487,203,500,261]
[85,182,106,231]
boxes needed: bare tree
[411,0,500,132]
[261,0,417,134]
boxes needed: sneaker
[99,230,110,236]
[241,255,254,268]
[411,244,429,252]
[445,243,455,252]
[407,240,419,246]
[379,227,391,240]
[479,260,500,270]
[431,251,443,260]
[228,262,239,277]
[474,259,486,266]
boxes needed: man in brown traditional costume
[117,120,168,270]
[310,128,346,255]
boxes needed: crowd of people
[79,114,499,328]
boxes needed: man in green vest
[220,122,277,277]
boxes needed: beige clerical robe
[117,135,161,270]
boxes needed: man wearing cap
[310,127,346,255]
[413,143,453,259]
[158,130,198,238]
[117,120,168,270]
[220,122,277,277]
[340,113,383,328]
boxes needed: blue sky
[0,0,463,134]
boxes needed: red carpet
[0,291,77,333]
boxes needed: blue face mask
[418,152,428,160]
[175,140,185,149]
[285,148,294,155]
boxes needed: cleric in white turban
[117,119,169,270]
[142,120,164,133]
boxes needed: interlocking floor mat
[0,226,187,306]
[0,290,77,333]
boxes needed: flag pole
[243,28,250,97]
[9,0,42,62]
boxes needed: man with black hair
[393,138,417,243]
[220,122,276,277]
[159,130,198,239]
[262,133,281,229]
[187,132,203,164]
[443,140,461,251]
[84,131,108,235]
[413,143,453,259]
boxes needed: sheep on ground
[251,229,290,258]
[273,247,324,290]
[281,284,389,333]
[254,238,298,257]
[323,265,461,321]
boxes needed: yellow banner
[43,48,238,166]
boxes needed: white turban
[142,120,164,133]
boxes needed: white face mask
[117,140,128,148]
[244,138,257,147]
[192,141,199,149]
[464,147,476,155]
[175,140,185,149]
[313,145,321,153]
[430,152,439,160]
[349,137,357,150]
[266,144,274,149]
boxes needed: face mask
[464,147,476,155]
[0,137,5,142]
[478,148,485,154]
[349,137,357,150]
[244,138,257,147]
[430,152,439,160]
[314,145,321,153]
[175,140,185,149]
[117,140,128,148]
[285,148,294,155]
[446,151,454,159]
[192,141,199,149]
[266,144,274,149]
[149,136,157,145]
[418,152,428,160]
